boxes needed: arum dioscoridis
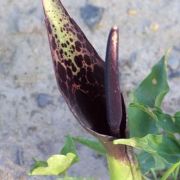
[42,0,142,179]
[42,0,125,138]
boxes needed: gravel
[80,3,104,29]
[0,0,179,179]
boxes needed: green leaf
[133,54,169,107]
[72,136,106,155]
[175,111,180,117]
[114,134,180,164]
[61,135,79,162]
[57,177,94,180]
[128,103,158,137]
[128,103,180,137]
[161,161,180,180]
[154,109,180,134]
[30,153,76,176]
[137,151,169,174]
[30,159,48,173]
[30,136,79,176]
[137,152,155,174]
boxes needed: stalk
[100,139,142,180]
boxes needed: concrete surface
[0,0,180,179]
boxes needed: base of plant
[107,154,142,180]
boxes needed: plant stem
[150,169,157,180]
[161,161,180,180]
[107,155,138,180]
[100,138,142,180]
[173,165,179,180]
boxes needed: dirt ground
[0,0,179,179]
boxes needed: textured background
[0,0,180,179]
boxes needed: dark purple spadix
[105,27,126,138]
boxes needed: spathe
[42,0,126,140]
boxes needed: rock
[37,141,53,155]
[129,51,137,64]
[168,47,180,78]
[80,4,104,29]
[36,93,53,108]
[7,7,20,33]
[168,55,180,70]
[169,71,180,79]
[15,148,24,166]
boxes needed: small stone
[168,55,180,70]
[127,9,137,16]
[15,148,24,166]
[27,126,37,134]
[150,22,159,32]
[8,7,20,33]
[36,93,53,108]
[169,71,180,79]
[37,141,53,155]
[80,4,104,29]
[173,45,180,52]
[129,52,137,63]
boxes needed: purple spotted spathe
[42,0,126,138]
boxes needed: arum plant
[30,0,180,179]
[41,0,140,178]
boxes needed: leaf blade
[154,109,180,134]
[133,54,169,107]
[128,103,158,137]
[30,153,76,176]
[72,136,106,155]
[114,134,180,164]
[61,135,79,163]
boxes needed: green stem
[173,166,179,180]
[100,138,142,180]
[107,155,139,180]
[107,152,142,180]
[161,161,180,180]
[150,169,157,180]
